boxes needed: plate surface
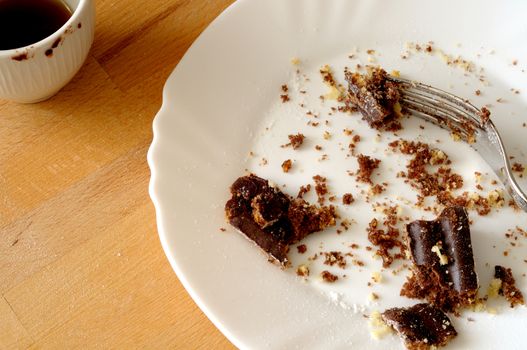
[148,1,527,348]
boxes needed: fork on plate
[388,76,527,212]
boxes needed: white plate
[148,1,527,348]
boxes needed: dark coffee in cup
[0,0,72,50]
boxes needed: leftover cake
[225,174,336,265]
[382,303,457,350]
[493,265,525,307]
[401,206,478,312]
[345,67,402,129]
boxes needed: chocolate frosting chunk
[225,174,336,265]
[382,303,457,350]
[345,67,400,128]
[402,206,478,312]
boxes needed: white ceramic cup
[0,0,95,103]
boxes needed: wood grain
[0,0,236,348]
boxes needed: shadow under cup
[0,0,95,103]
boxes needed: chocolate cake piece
[345,67,401,128]
[382,303,457,350]
[401,206,478,312]
[225,174,336,265]
[494,265,525,307]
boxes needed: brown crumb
[343,128,353,136]
[321,270,338,283]
[353,259,365,267]
[367,214,406,268]
[342,193,355,205]
[281,159,292,173]
[297,244,307,254]
[219,227,226,232]
[370,184,385,195]
[340,219,352,231]
[495,265,525,307]
[313,175,329,204]
[348,134,362,155]
[479,107,491,124]
[388,140,490,213]
[323,251,347,268]
[281,84,288,92]
[356,154,381,184]
[475,90,481,96]
[512,162,524,177]
[280,94,290,103]
[297,184,311,198]
[282,133,305,149]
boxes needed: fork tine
[401,93,477,128]
[389,76,481,115]
[401,98,474,138]
[401,89,481,126]
[385,75,527,212]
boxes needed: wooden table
[0,0,236,348]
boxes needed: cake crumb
[282,133,305,149]
[313,175,329,204]
[494,265,525,307]
[431,242,449,265]
[487,278,502,298]
[356,154,381,184]
[321,270,338,283]
[367,217,406,268]
[297,264,310,277]
[342,193,355,205]
[297,184,311,198]
[368,292,379,301]
[368,311,392,340]
[281,159,292,173]
[323,251,347,268]
[371,271,383,283]
[512,162,525,177]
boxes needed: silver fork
[387,76,527,212]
